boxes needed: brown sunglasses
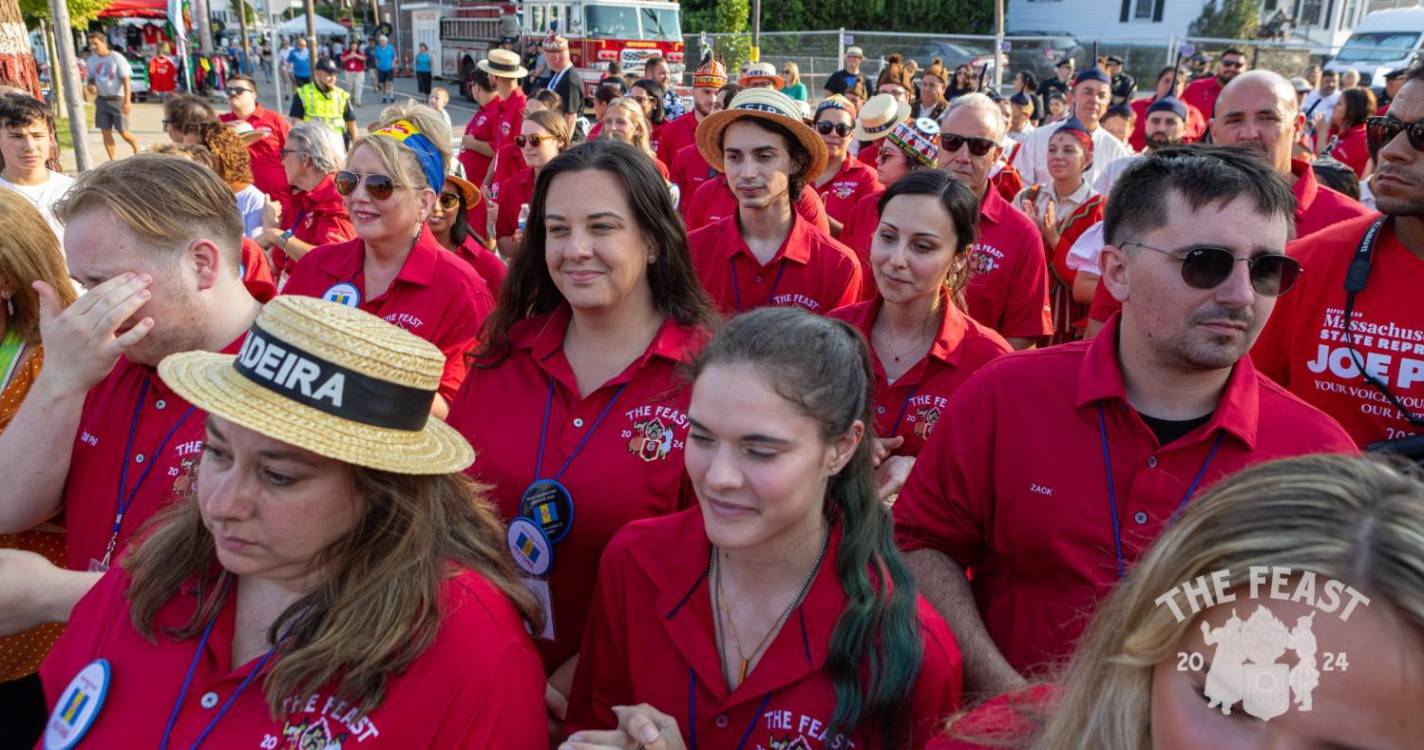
[333,170,401,201]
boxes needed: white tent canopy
[278,15,348,36]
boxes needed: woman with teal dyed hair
[562,306,964,750]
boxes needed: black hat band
[486,58,521,74]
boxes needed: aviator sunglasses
[1366,115,1424,154]
[1119,241,1301,297]
[332,171,401,201]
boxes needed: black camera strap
[1342,215,1424,429]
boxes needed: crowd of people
[0,33,1420,750]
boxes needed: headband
[1054,122,1095,153]
[371,119,445,194]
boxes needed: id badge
[521,576,556,641]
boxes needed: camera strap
[1342,215,1424,428]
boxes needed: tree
[20,0,110,29]
[1,0,42,94]
[1189,0,1259,39]
[714,0,750,71]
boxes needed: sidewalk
[60,73,479,173]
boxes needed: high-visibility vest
[297,83,349,133]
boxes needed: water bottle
[517,203,531,233]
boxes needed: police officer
[289,57,358,149]
[1106,55,1135,105]
[1040,57,1074,102]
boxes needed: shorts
[94,96,127,131]
[293,75,311,87]
[376,69,394,85]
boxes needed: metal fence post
[838,27,845,68]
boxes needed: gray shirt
[86,51,133,98]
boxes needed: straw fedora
[853,93,911,141]
[739,62,784,89]
[442,173,482,209]
[158,296,475,475]
[478,48,529,79]
[695,88,828,182]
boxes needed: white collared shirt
[1011,119,1132,189]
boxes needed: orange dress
[0,345,66,682]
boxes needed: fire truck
[440,0,685,103]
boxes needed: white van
[1327,8,1424,87]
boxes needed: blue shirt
[287,47,310,78]
[416,51,431,72]
[373,44,396,72]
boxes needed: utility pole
[236,0,251,75]
[304,0,317,55]
[750,0,760,63]
[44,0,92,170]
[993,0,1005,90]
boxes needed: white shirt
[1092,153,1144,197]
[1011,119,1132,190]
[1012,178,1096,234]
[1066,221,1106,274]
[1301,90,1340,124]
[0,170,76,243]
[235,183,266,238]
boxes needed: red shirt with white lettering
[1252,213,1424,447]
[220,105,292,216]
[59,337,243,572]
[689,213,863,316]
[447,306,705,671]
[966,187,1054,340]
[685,176,831,234]
[41,565,546,748]
[567,509,964,748]
[814,157,882,227]
[280,227,494,402]
[459,96,503,184]
[831,295,1012,456]
[894,316,1356,675]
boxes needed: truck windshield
[1335,31,1420,63]
[583,5,639,39]
[640,7,681,40]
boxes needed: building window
[1135,0,1153,18]
[1300,0,1322,26]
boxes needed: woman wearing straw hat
[448,138,717,741]
[687,88,864,316]
[840,117,943,294]
[493,109,572,259]
[253,121,355,284]
[850,92,910,171]
[563,307,963,750]
[426,173,507,292]
[38,296,548,747]
[281,103,495,414]
[812,95,883,237]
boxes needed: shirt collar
[979,184,1011,226]
[316,225,442,287]
[1291,158,1319,218]
[724,211,814,265]
[849,292,970,368]
[512,304,707,372]
[1074,314,1260,448]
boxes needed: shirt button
[1134,511,1149,525]
[155,399,167,410]
[200,691,219,709]
[1146,456,1158,468]
[572,417,585,428]
[135,453,145,464]
[714,714,729,728]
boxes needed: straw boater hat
[885,117,941,167]
[478,48,529,79]
[692,54,728,90]
[158,296,475,474]
[853,93,911,141]
[739,61,784,89]
[696,88,827,181]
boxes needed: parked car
[1002,33,1083,81]
[908,40,994,72]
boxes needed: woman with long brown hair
[39,296,547,746]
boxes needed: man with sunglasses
[895,145,1356,698]
[1182,47,1247,120]
[1253,65,1424,449]
[938,93,1052,350]
[289,58,357,149]
[1012,65,1132,188]
[220,74,293,218]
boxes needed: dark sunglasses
[1121,241,1301,296]
[938,133,997,156]
[333,170,400,201]
[225,87,253,97]
[515,134,552,148]
[437,192,461,210]
[1219,59,1245,69]
[815,121,853,137]
[1366,115,1424,154]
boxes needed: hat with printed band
[157,296,475,475]
[478,49,529,79]
[693,54,728,89]
[695,88,828,182]
[541,31,569,51]
[738,62,785,89]
[815,94,858,120]
[853,93,911,141]
[886,117,941,167]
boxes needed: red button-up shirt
[1252,213,1420,447]
[453,234,507,292]
[814,157,882,228]
[966,187,1053,340]
[60,336,244,572]
[567,508,964,748]
[689,213,863,316]
[671,143,719,224]
[492,167,535,242]
[657,110,701,167]
[221,106,292,215]
[1331,123,1370,178]
[281,226,494,402]
[831,295,1012,456]
[894,315,1356,675]
[447,306,706,671]
[277,174,355,281]
[497,88,527,151]
[685,176,831,234]
[459,96,503,184]
[1182,76,1225,119]
[42,566,546,748]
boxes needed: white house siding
[1007,0,1208,44]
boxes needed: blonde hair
[53,153,243,274]
[601,97,654,160]
[0,190,77,343]
[524,108,572,150]
[782,61,802,87]
[350,102,452,196]
[949,454,1424,747]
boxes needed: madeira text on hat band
[235,324,435,431]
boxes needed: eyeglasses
[1120,240,1301,296]
[515,134,553,148]
[332,170,401,201]
[437,192,461,210]
[938,133,997,157]
[815,121,853,137]
[225,87,253,97]
[1366,115,1424,153]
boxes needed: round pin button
[135,453,145,464]
[155,399,167,410]
[1134,511,1148,525]
[714,714,729,728]
[876,405,886,414]
[200,691,219,709]
[1146,456,1158,468]
[573,418,585,428]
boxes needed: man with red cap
[896,145,1355,696]
[1182,47,1248,119]
[658,53,726,167]
[1012,64,1132,187]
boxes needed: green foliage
[20,0,112,30]
[682,0,989,33]
[1189,0,1260,39]
[714,0,750,68]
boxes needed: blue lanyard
[729,258,788,313]
[532,378,628,482]
[159,614,276,750]
[687,669,774,750]
[105,378,197,568]
[1097,403,1224,580]
[889,384,923,437]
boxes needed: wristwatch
[279,229,294,250]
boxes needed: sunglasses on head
[515,134,552,148]
[1366,115,1424,153]
[938,133,997,156]
[437,192,461,210]
[1120,241,1301,296]
[333,170,401,201]
[815,120,853,137]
